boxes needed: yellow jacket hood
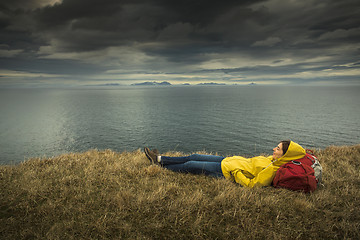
[273,141,306,167]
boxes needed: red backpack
[272,151,322,193]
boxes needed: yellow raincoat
[221,141,306,188]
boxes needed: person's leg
[161,154,224,165]
[163,160,224,178]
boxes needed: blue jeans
[161,154,225,178]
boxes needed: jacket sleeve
[232,165,276,188]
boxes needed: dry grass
[1,145,360,239]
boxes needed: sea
[1,85,359,165]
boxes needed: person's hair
[280,140,291,155]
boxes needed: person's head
[272,140,291,159]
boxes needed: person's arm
[231,165,276,188]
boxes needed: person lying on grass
[144,140,306,188]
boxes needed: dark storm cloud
[0,0,359,86]
[29,0,261,51]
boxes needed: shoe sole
[144,147,155,164]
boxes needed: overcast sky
[0,0,359,87]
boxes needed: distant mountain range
[86,81,258,87]
[131,81,238,86]
[131,81,172,86]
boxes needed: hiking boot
[144,147,160,165]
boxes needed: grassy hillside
[1,145,359,239]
